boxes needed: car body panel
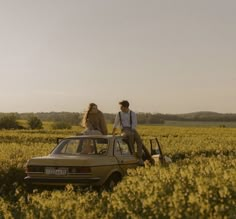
[24,135,140,187]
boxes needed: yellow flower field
[0,125,235,218]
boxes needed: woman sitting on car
[81,103,108,135]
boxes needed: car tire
[104,173,122,191]
[25,183,33,194]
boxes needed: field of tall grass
[0,125,235,218]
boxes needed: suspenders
[119,111,132,128]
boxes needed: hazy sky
[1,0,235,114]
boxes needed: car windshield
[52,138,109,155]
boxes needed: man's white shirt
[113,110,137,130]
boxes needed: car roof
[62,135,126,140]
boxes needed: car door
[113,138,138,172]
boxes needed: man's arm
[112,113,120,135]
[112,127,117,135]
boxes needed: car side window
[79,139,95,154]
[61,140,80,154]
[56,138,108,155]
[114,139,131,156]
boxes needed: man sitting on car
[112,100,145,165]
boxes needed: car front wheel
[104,173,122,191]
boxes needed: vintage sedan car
[24,135,162,190]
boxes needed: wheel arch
[102,169,123,185]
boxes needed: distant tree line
[0,111,236,130]
[0,114,43,130]
[156,112,236,122]
[19,112,82,125]
[0,114,21,129]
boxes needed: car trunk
[27,154,117,166]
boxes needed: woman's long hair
[81,103,97,127]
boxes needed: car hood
[27,154,117,166]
